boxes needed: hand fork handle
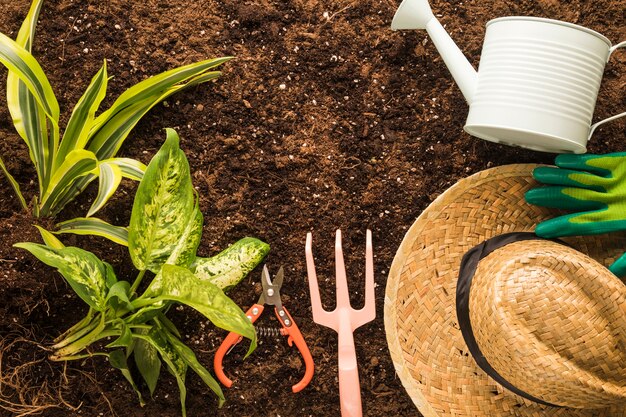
[338,316,363,417]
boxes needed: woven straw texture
[384,164,626,417]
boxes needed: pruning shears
[213,265,314,393]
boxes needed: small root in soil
[0,328,80,416]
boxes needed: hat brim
[384,164,626,417]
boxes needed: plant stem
[130,269,146,294]
[52,315,100,349]
[53,309,95,343]
[53,316,106,358]
[51,352,109,361]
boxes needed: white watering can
[392,0,626,153]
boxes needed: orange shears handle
[214,303,264,387]
[277,306,315,393]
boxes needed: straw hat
[385,164,626,417]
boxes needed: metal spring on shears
[257,326,288,337]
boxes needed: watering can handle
[588,41,626,140]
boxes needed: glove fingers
[609,252,626,279]
[534,212,617,238]
[555,154,612,177]
[525,186,606,211]
[532,166,605,190]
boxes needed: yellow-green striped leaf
[103,157,146,181]
[0,30,59,124]
[87,162,122,217]
[128,129,195,272]
[39,149,97,216]
[34,225,65,249]
[14,243,109,311]
[142,265,256,352]
[6,0,58,195]
[0,156,27,210]
[89,57,230,138]
[55,217,129,246]
[87,71,221,160]
[56,62,108,169]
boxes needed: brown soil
[0,0,624,416]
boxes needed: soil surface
[0,0,624,416]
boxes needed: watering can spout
[391,0,478,104]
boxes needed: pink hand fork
[305,229,375,417]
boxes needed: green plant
[0,0,231,218]
[16,129,269,415]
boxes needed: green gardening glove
[524,152,626,278]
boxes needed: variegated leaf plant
[16,130,269,415]
[0,0,231,219]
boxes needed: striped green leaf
[14,243,109,311]
[0,156,27,210]
[87,71,222,160]
[0,32,58,124]
[87,162,122,217]
[103,157,146,181]
[34,225,65,249]
[89,57,230,140]
[142,264,256,352]
[192,238,269,291]
[56,62,108,169]
[55,217,129,246]
[39,149,98,216]
[5,0,58,195]
[128,129,195,272]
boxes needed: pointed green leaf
[192,238,270,291]
[13,0,43,51]
[134,329,161,396]
[87,66,224,160]
[142,265,256,352]
[0,31,59,122]
[109,349,145,406]
[34,225,65,249]
[56,62,108,168]
[6,0,58,196]
[14,243,108,310]
[106,280,132,314]
[136,328,187,415]
[155,312,181,338]
[87,162,122,217]
[0,156,27,210]
[106,323,133,348]
[128,129,194,272]
[162,327,224,406]
[55,217,129,246]
[89,57,229,144]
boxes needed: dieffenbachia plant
[0,0,231,218]
[16,129,269,415]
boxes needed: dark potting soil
[0,0,624,416]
